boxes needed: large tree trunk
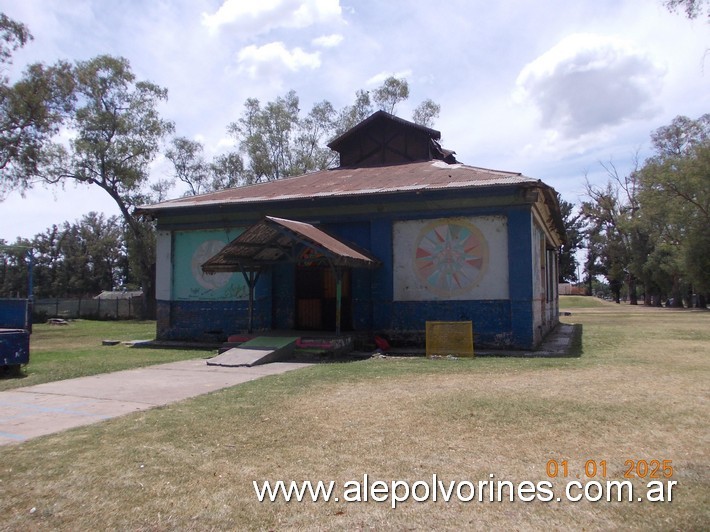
[628,275,638,305]
[671,276,684,308]
[143,264,156,320]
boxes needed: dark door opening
[295,266,351,331]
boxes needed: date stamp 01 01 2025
[545,458,677,502]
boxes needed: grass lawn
[0,305,708,530]
[559,294,611,308]
[0,320,213,391]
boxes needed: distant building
[93,290,143,300]
[139,111,564,349]
[558,283,585,296]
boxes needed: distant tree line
[0,212,132,298]
[574,114,709,307]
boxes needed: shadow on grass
[0,365,28,380]
[564,323,583,358]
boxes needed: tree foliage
[0,212,128,298]
[557,194,584,283]
[0,13,30,69]
[664,0,709,19]
[165,136,208,196]
[222,77,440,185]
[209,151,245,190]
[228,91,301,183]
[638,114,710,296]
[412,99,441,128]
[372,76,409,114]
[40,55,173,313]
[335,89,373,134]
[582,114,710,306]
[0,14,74,198]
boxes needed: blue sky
[0,0,708,240]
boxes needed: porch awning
[201,216,381,273]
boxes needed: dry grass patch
[0,306,708,530]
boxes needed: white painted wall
[155,230,172,301]
[393,216,509,301]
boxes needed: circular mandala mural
[414,220,489,297]
[191,240,232,290]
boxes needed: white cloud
[237,42,321,79]
[515,33,666,138]
[202,0,343,35]
[312,33,344,48]
[366,69,413,86]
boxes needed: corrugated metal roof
[139,160,534,213]
[202,216,380,273]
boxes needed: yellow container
[426,321,474,358]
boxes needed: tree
[557,194,584,283]
[210,151,245,190]
[335,89,372,134]
[166,136,248,195]
[638,114,710,304]
[29,55,174,315]
[372,76,409,114]
[0,237,32,297]
[69,212,127,295]
[1,213,127,298]
[228,91,300,183]
[292,100,337,174]
[0,13,30,65]
[228,91,341,183]
[581,162,643,304]
[0,14,74,199]
[663,0,709,19]
[412,99,441,128]
[227,79,441,183]
[165,136,207,196]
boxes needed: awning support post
[335,266,343,335]
[240,269,261,334]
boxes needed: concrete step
[207,336,299,367]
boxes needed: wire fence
[33,296,144,321]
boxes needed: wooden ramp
[206,336,299,367]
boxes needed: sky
[0,0,708,242]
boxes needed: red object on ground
[227,334,253,343]
[374,336,390,351]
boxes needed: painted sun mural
[413,219,489,297]
[190,239,232,290]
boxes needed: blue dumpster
[0,328,30,366]
[0,299,30,369]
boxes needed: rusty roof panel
[139,160,534,213]
[268,216,375,265]
[202,216,380,273]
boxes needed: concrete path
[0,359,311,446]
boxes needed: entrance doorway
[295,266,351,330]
